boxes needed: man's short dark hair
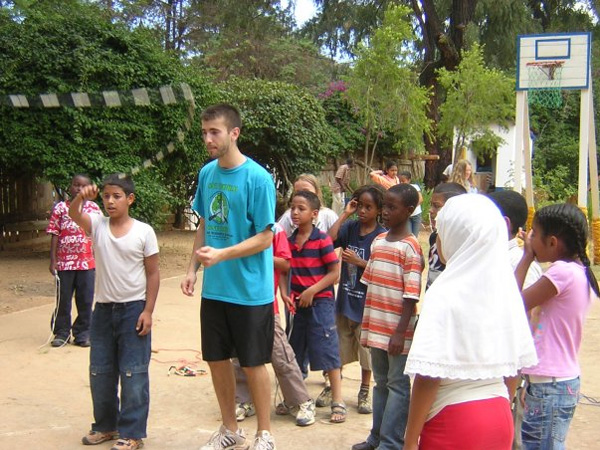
[102,174,135,196]
[388,183,419,209]
[433,182,467,201]
[293,190,321,211]
[399,171,412,180]
[201,104,242,131]
[488,190,528,235]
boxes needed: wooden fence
[0,171,54,250]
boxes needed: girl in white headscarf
[404,194,537,450]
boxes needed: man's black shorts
[200,297,274,367]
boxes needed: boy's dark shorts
[201,297,274,367]
[289,298,341,371]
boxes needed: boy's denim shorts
[521,376,579,450]
[289,298,341,372]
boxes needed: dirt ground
[0,230,599,449]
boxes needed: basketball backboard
[516,32,591,90]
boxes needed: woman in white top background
[278,173,338,236]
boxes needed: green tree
[214,78,336,192]
[345,5,431,181]
[437,44,514,162]
[0,0,213,227]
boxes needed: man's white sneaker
[295,400,316,427]
[200,425,248,450]
[251,430,275,450]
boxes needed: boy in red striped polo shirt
[283,190,346,423]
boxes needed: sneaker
[200,425,248,450]
[51,336,70,348]
[315,386,332,407]
[252,430,275,450]
[357,388,372,414]
[82,430,119,445]
[74,339,91,347]
[235,402,256,421]
[110,438,144,450]
[295,400,315,427]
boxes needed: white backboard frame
[516,32,591,90]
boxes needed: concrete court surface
[0,275,372,450]
[1,275,600,449]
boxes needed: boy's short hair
[433,182,467,201]
[201,104,242,131]
[102,174,135,196]
[399,171,412,180]
[293,190,321,211]
[72,173,91,183]
[388,183,419,209]
[487,190,528,235]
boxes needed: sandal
[110,438,144,450]
[275,401,291,415]
[330,402,347,423]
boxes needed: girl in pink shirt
[516,203,599,449]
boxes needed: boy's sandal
[330,402,347,423]
[110,438,144,450]
[275,401,291,415]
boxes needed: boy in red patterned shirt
[46,174,101,347]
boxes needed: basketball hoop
[526,60,564,108]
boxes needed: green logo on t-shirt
[208,191,229,224]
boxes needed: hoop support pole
[514,91,526,194]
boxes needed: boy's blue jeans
[89,301,151,440]
[521,377,580,450]
[366,348,411,450]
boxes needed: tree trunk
[416,0,478,187]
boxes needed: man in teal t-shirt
[181,104,277,450]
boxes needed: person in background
[278,174,337,237]
[399,171,423,237]
[332,157,354,216]
[46,174,101,348]
[488,189,543,450]
[426,182,467,289]
[369,160,400,190]
[450,159,478,193]
[233,222,316,427]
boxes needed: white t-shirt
[428,378,508,420]
[277,207,338,237]
[411,183,422,217]
[90,214,159,303]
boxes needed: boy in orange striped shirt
[352,184,424,450]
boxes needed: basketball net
[526,61,564,108]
